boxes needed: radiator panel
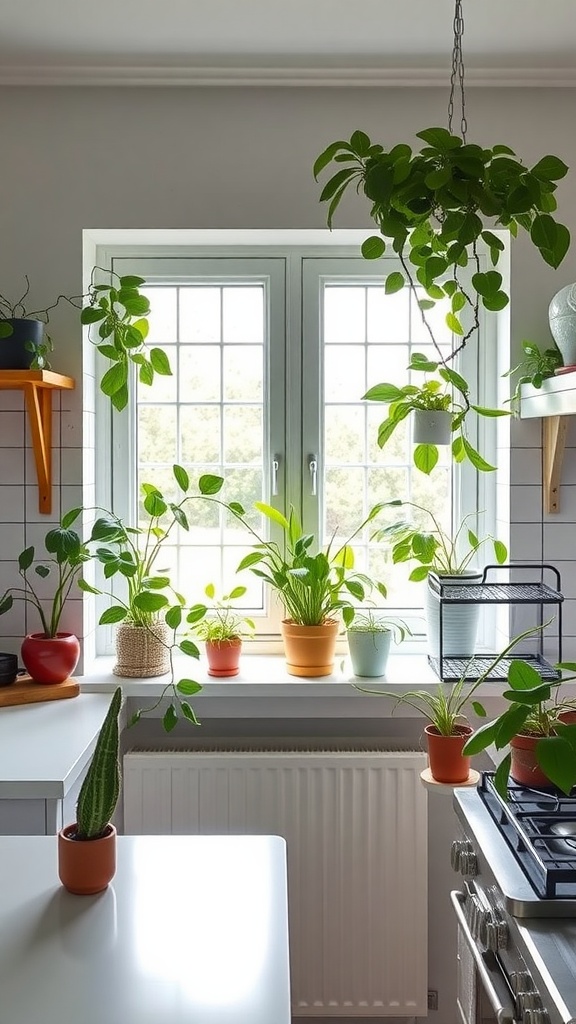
[124,746,428,1017]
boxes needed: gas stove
[453,775,576,1024]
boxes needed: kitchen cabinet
[0,694,111,834]
[0,833,291,1024]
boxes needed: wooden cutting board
[0,675,79,708]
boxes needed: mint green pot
[347,628,392,678]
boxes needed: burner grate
[480,772,576,899]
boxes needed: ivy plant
[81,269,172,412]
[504,339,563,413]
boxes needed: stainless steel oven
[451,775,576,1024]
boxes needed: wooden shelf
[0,370,75,515]
[520,374,576,514]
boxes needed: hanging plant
[313,2,570,449]
[365,352,507,474]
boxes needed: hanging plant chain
[448,0,468,142]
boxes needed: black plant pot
[0,319,44,370]
[0,653,18,687]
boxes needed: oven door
[451,891,519,1024]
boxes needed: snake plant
[76,687,122,840]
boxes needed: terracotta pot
[21,632,80,684]
[425,723,473,784]
[510,733,554,789]
[58,823,117,895]
[113,621,170,678]
[281,619,340,678]
[206,638,242,677]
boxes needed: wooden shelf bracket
[0,370,75,515]
[543,415,568,514]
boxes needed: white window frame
[89,230,506,656]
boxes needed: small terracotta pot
[281,619,340,678]
[425,723,473,784]
[58,823,117,895]
[206,638,242,677]
[21,632,80,684]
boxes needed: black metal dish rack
[428,563,563,682]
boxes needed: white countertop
[0,834,291,1024]
[0,694,111,798]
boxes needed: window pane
[180,346,221,401]
[324,287,366,344]
[223,287,264,344]
[180,288,221,343]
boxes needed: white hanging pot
[412,409,452,445]
[549,283,576,368]
[425,571,482,661]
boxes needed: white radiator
[124,742,428,1018]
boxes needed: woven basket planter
[113,621,170,678]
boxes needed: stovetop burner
[480,772,576,899]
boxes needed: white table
[0,834,291,1024]
[0,694,112,833]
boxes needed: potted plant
[359,625,543,784]
[58,686,122,895]
[374,499,507,662]
[365,352,506,475]
[314,127,570,444]
[504,339,563,413]
[463,657,576,798]
[0,276,83,370]
[87,466,222,679]
[81,268,172,411]
[192,584,255,678]
[233,502,384,677]
[346,609,410,679]
[0,508,91,683]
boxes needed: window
[93,235,499,653]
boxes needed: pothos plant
[84,466,225,731]
[314,127,570,437]
[81,268,172,412]
[504,339,563,414]
[365,351,506,474]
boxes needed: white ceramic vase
[549,282,576,367]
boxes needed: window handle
[271,455,280,497]
[308,455,318,497]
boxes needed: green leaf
[111,384,129,412]
[445,312,464,335]
[133,592,168,612]
[413,443,439,474]
[180,701,201,726]
[507,659,543,691]
[198,474,224,495]
[150,347,172,375]
[494,540,508,564]
[228,585,246,600]
[186,604,207,625]
[81,307,107,325]
[350,129,371,154]
[416,127,460,151]
[313,140,351,179]
[254,502,290,530]
[35,565,50,578]
[361,235,386,260]
[537,736,576,795]
[77,578,100,595]
[237,551,265,571]
[99,605,128,624]
[179,639,201,659]
[173,464,190,492]
[176,678,203,696]
[18,546,35,571]
[139,360,154,386]
[470,405,510,417]
[531,155,569,182]
[119,275,146,287]
[363,382,404,403]
[100,361,128,398]
[164,605,182,629]
[162,704,179,733]
[385,272,405,295]
[0,594,14,615]
[461,437,496,472]
[61,507,82,529]
[462,718,499,755]
[493,754,512,800]
[319,167,358,203]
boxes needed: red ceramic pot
[58,823,117,895]
[206,638,242,677]
[21,632,80,684]
[425,723,473,784]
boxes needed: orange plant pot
[425,724,473,784]
[281,619,339,677]
[206,638,242,677]
[510,733,554,789]
[58,823,117,895]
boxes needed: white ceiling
[1,0,576,86]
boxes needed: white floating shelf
[520,374,576,514]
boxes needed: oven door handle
[451,891,519,1024]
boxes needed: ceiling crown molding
[1,63,576,87]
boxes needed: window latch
[308,455,318,497]
[271,455,280,497]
